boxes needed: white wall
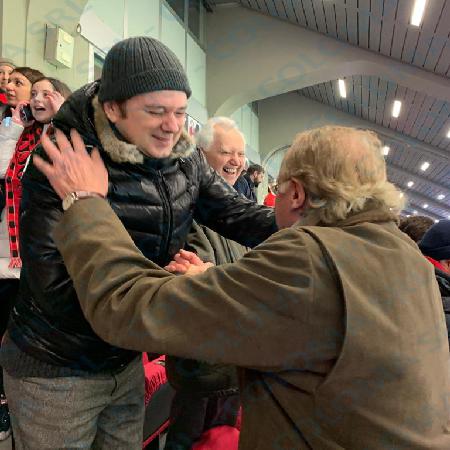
[231,104,260,163]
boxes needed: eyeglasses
[272,179,288,195]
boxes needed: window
[165,0,206,44]
[166,0,185,22]
[94,53,104,80]
[188,0,201,40]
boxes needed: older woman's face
[5,72,32,107]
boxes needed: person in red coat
[263,182,277,207]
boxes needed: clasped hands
[164,249,214,276]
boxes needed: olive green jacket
[55,199,450,449]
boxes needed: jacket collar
[92,96,194,165]
[294,206,398,229]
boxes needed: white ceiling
[211,0,450,219]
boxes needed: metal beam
[404,204,442,221]
[387,162,450,193]
[375,130,450,166]
[401,189,449,216]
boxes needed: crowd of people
[0,36,449,450]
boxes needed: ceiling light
[413,210,418,215]
[406,214,410,217]
[407,181,414,187]
[338,79,346,98]
[382,146,390,156]
[447,128,450,138]
[411,0,427,27]
[435,219,440,223]
[437,194,445,200]
[423,204,428,209]
[420,161,430,171]
[392,100,402,118]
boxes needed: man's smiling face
[203,125,245,186]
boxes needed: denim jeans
[4,355,144,449]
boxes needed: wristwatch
[62,191,105,211]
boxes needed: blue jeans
[4,356,144,449]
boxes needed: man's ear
[290,178,307,211]
[103,101,120,123]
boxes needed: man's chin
[141,146,173,159]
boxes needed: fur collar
[92,96,194,164]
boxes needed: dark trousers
[164,391,240,450]
[0,278,19,396]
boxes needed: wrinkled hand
[11,100,33,127]
[164,249,214,276]
[47,91,66,116]
[34,128,108,200]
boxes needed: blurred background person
[0,58,15,106]
[242,164,264,202]
[399,215,433,243]
[419,220,450,347]
[263,181,277,207]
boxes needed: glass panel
[94,53,104,80]
[188,0,201,39]
[166,0,186,22]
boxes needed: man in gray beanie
[1,37,276,449]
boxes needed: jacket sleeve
[192,149,277,247]
[185,221,217,264]
[54,198,315,371]
[0,119,24,177]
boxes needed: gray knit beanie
[0,57,15,69]
[98,36,191,102]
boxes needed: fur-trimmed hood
[53,81,194,165]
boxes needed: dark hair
[11,67,44,85]
[32,77,72,99]
[116,99,128,118]
[399,216,434,243]
[247,164,264,175]
[100,98,128,118]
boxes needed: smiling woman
[1,75,71,272]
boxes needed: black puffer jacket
[8,82,276,373]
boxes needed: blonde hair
[278,126,405,224]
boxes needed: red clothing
[5,122,43,267]
[425,256,449,273]
[0,92,7,104]
[263,191,276,207]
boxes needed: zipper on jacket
[157,171,173,264]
